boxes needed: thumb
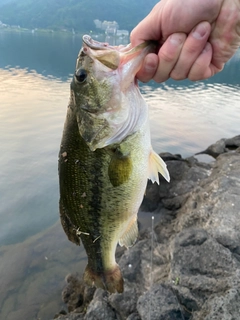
[130,4,163,46]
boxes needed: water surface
[0,31,239,319]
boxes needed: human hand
[130,0,240,82]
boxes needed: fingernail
[202,42,211,53]
[169,33,184,46]
[192,22,209,40]
[144,55,157,72]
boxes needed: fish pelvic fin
[148,149,170,184]
[119,216,138,248]
[83,264,124,293]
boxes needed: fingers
[136,33,187,83]
[210,0,240,70]
[188,42,214,80]
[137,21,212,83]
[136,53,158,82]
[170,21,211,80]
[152,33,186,83]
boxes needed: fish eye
[75,68,87,83]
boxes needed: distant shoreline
[0,27,87,35]
[0,27,127,39]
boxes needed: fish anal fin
[83,264,123,293]
[148,150,170,184]
[119,216,138,248]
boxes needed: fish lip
[82,35,157,54]
[82,35,111,50]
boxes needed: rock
[159,152,182,161]
[55,314,84,320]
[194,286,240,320]
[195,135,240,159]
[225,135,240,149]
[137,284,184,320]
[195,138,227,158]
[126,313,141,320]
[52,136,240,320]
[84,289,116,320]
[108,287,138,319]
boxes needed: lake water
[0,31,239,319]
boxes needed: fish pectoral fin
[108,150,132,187]
[119,216,138,248]
[148,150,170,184]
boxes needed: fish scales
[59,35,170,293]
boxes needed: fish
[58,35,170,294]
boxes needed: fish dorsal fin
[148,150,170,184]
[119,216,138,248]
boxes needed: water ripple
[141,81,240,156]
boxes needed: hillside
[0,0,159,32]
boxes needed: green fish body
[59,36,169,293]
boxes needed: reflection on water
[0,31,240,319]
[145,81,240,155]
[0,67,73,319]
[0,31,129,80]
[0,68,69,245]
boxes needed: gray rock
[109,287,138,319]
[195,138,227,158]
[195,135,240,159]
[194,288,240,320]
[126,313,141,320]
[159,152,182,161]
[55,314,84,320]
[83,288,117,320]
[225,135,240,148]
[137,284,184,320]
[52,137,240,320]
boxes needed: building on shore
[94,19,119,35]
[116,29,129,38]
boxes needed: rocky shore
[53,135,240,320]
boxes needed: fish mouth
[83,35,114,50]
[83,34,157,53]
[82,35,157,70]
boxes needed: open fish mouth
[82,35,114,50]
[82,34,157,57]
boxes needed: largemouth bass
[58,35,169,293]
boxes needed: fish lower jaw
[83,263,123,293]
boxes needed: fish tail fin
[148,149,170,184]
[83,264,124,293]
